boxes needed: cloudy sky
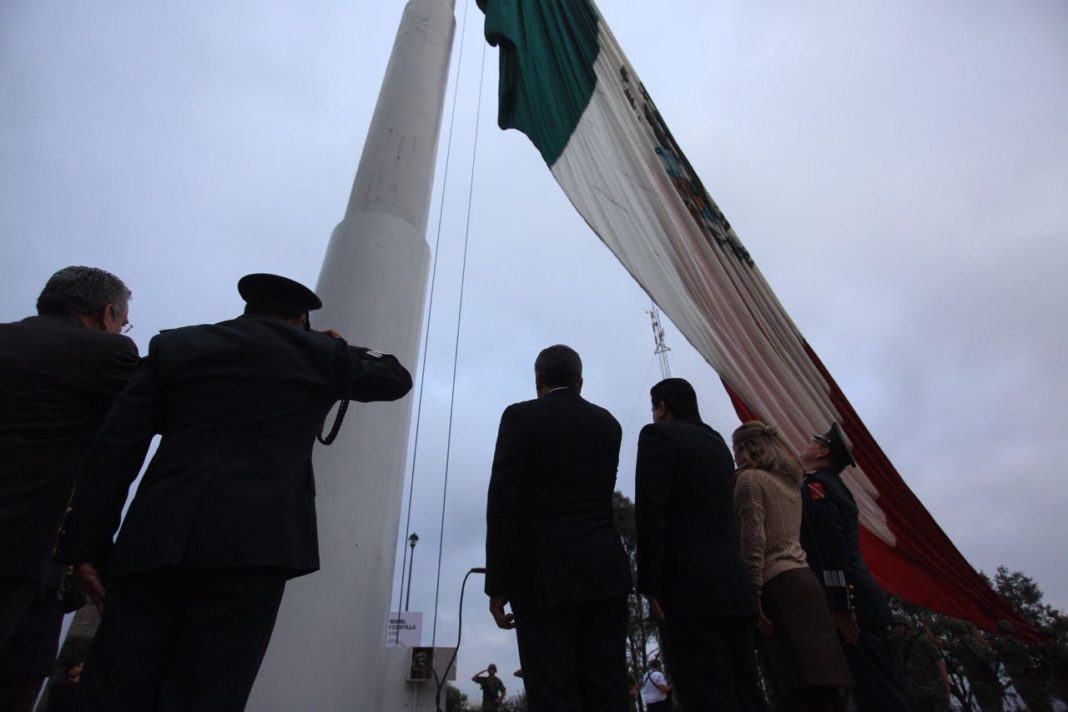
[3,0,1066,703]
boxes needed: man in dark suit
[635,378,766,711]
[0,266,138,707]
[800,423,913,712]
[54,273,412,711]
[485,344,632,712]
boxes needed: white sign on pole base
[388,612,423,647]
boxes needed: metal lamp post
[404,533,419,612]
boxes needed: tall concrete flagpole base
[247,1,455,709]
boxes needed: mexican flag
[477,0,1034,638]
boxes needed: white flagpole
[248,1,455,708]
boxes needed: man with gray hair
[485,344,632,711]
[0,267,138,708]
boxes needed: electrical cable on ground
[435,567,486,711]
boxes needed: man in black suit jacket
[0,266,137,655]
[54,273,412,712]
[485,344,632,711]
[636,378,766,711]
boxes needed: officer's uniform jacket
[55,314,411,579]
[800,466,891,626]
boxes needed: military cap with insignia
[813,421,855,468]
[238,273,322,316]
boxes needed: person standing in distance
[0,266,137,710]
[639,658,672,712]
[471,663,506,711]
[485,345,632,712]
[635,378,766,711]
[54,273,412,712]
[799,423,913,712]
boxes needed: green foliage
[614,490,661,709]
[499,691,527,711]
[444,683,468,712]
[613,489,637,545]
[994,566,1062,631]
[890,566,1068,711]
[989,567,1067,712]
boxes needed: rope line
[395,0,473,634]
[430,24,488,649]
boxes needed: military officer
[55,273,412,712]
[946,621,1003,712]
[799,422,913,712]
[891,618,950,711]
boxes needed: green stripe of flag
[478,0,601,166]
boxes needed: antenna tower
[648,303,672,379]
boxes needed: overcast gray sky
[3,0,1066,704]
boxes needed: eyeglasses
[811,434,830,446]
[122,323,133,334]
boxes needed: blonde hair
[732,420,803,480]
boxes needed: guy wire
[395,0,473,632]
[431,21,488,649]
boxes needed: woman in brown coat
[732,421,852,712]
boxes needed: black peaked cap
[238,273,322,312]
[819,421,856,468]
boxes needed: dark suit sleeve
[801,478,852,611]
[635,424,674,598]
[343,346,412,402]
[55,337,163,566]
[485,404,525,598]
[93,335,140,401]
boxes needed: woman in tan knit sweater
[732,421,852,712]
